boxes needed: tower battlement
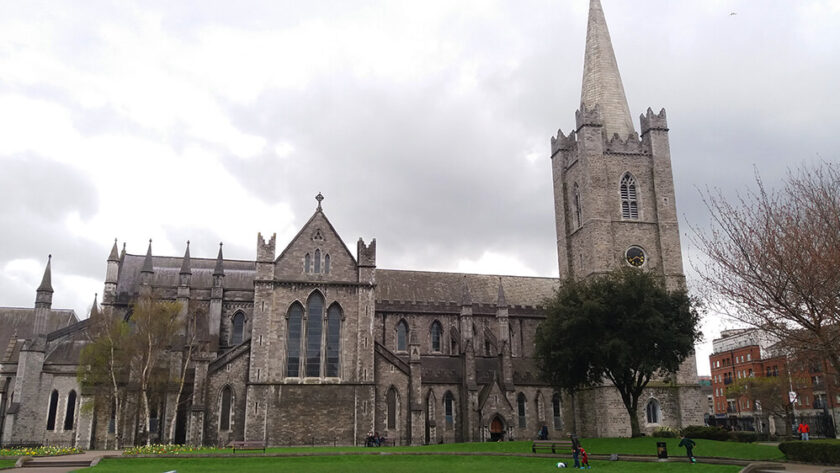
[605,131,646,155]
[257,232,276,262]
[575,103,603,131]
[357,238,376,267]
[640,107,668,135]
[550,129,577,155]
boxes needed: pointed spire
[180,241,192,275]
[460,276,472,306]
[120,242,126,260]
[141,239,154,274]
[580,0,635,138]
[108,239,120,262]
[37,255,54,293]
[213,242,225,276]
[496,277,507,308]
[89,293,100,319]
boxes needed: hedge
[778,441,840,464]
[681,426,731,441]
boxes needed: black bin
[656,441,668,459]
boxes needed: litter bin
[656,441,668,459]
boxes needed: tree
[130,296,182,446]
[694,163,840,377]
[167,301,203,444]
[535,267,702,437]
[78,307,132,449]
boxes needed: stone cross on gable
[316,192,324,210]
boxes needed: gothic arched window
[326,303,341,377]
[646,398,661,424]
[444,391,455,427]
[304,253,311,273]
[63,390,77,431]
[517,392,527,428]
[573,182,582,228]
[314,249,321,273]
[387,387,398,430]
[286,303,303,377]
[306,292,324,377]
[620,173,639,219]
[430,321,442,353]
[220,386,232,431]
[552,393,563,430]
[231,312,245,345]
[324,254,330,274]
[46,390,59,431]
[396,320,408,352]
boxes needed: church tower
[551,0,685,290]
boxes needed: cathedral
[0,0,703,448]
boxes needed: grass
[81,455,743,473]
[0,459,17,469]
[150,438,782,461]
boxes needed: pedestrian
[538,425,548,440]
[569,433,581,469]
[579,446,591,469]
[798,423,810,441]
[678,434,696,463]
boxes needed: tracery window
[63,390,77,431]
[430,321,442,353]
[517,393,527,428]
[444,391,454,427]
[231,312,245,345]
[620,173,639,219]
[314,249,321,273]
[220,386,232,431]
[646,399,660,424]
[305,292,324,377]
[286,303,303,377]
[552,393,563,430]
[324,254,330,274]
[573,182,582,228]
[326,304,341,377]
[396,320,408,352]
[46,390,58,431]
[387,387,398,429]
[304,253,311,273]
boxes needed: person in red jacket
[798,422,810,441]
[579,446,590,469]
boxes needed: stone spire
[496,277,507,308]
[107,239,120,262]
[213,242,225,277]
[580,0,635,138]
[141,240,154,274]
[180,241,192,275]
[37,255,54,294]
[460,276,472,307]
[89,293,100,319]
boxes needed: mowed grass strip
[81,455,743,473]
[0,459,18,469]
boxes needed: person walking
[798,422,810,441]
[678,434,696,463]
[579,445,591,469]
[569,433,581,469]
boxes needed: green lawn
[0,459,18,469]
[81,455,742,473]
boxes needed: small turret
[357,238,376,284]
[256,233,276,281]
[140,240,154,290]
[104,239,120,303]
[33,255,53,338]
[179,241,192,287]
[212,242,225,287]
[459,277,473,348]
[89,293,100,320]
[209,242,225,350]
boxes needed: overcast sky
[1,1,839,376]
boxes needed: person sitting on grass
[678,434,696,463]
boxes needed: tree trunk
[141,387,151,446]
[168,347,194,444]
[627,404,641,437]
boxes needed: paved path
[3,451,119,473]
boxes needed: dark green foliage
[778,441,840,464]
[652,428,678,438]
[681,426,731,442]
[535,267,702,437]
[728,432,757,443]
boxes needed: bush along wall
[778,441,840,464]
[681,426,731,442]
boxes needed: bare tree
[694,162,840,376]
[167,301,203,444]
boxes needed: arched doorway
[489,415,505,442]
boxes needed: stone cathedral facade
[0,0,703,448]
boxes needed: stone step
[23,460,92,468]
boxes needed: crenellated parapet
[357,238,376,267]
[550,128,577,155]
[605,131,647,155]
[640,107,668,135]
[575,103,603,131]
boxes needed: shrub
[652,427,678,438]
[681,425,730,441]
[778,441,840,464]
[0,446,83,457]
[729,431,758,443]
[123,444,206,455]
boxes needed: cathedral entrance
[489,416,505,442]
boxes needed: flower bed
[0,446,83,457]
[123,444,212,455]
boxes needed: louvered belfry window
[620,173,639,219]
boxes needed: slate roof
[376,270,559,307]
[0,308,78,363]
[116,254,256,295]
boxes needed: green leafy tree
[535,267,702,437]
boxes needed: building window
[324,254,330,274]
[430,321,442,353]
[517,393,527,428]
[304,253,311,273]
[231,312,245,345]
[552,393,563,430]
[620,173,639,219]
[747,353,751,361]
[573,182,582,228]
[46,390,59,431]
[306,292,324,377]
[286,303,303,377]
[326,303,341,377]
[387,387,398,430]
[396,320,408,352]
[220,386,232,431]
[314,249,321,273]
[63,390,77,431]
[444,391,454,427]
[646,399,660,424]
